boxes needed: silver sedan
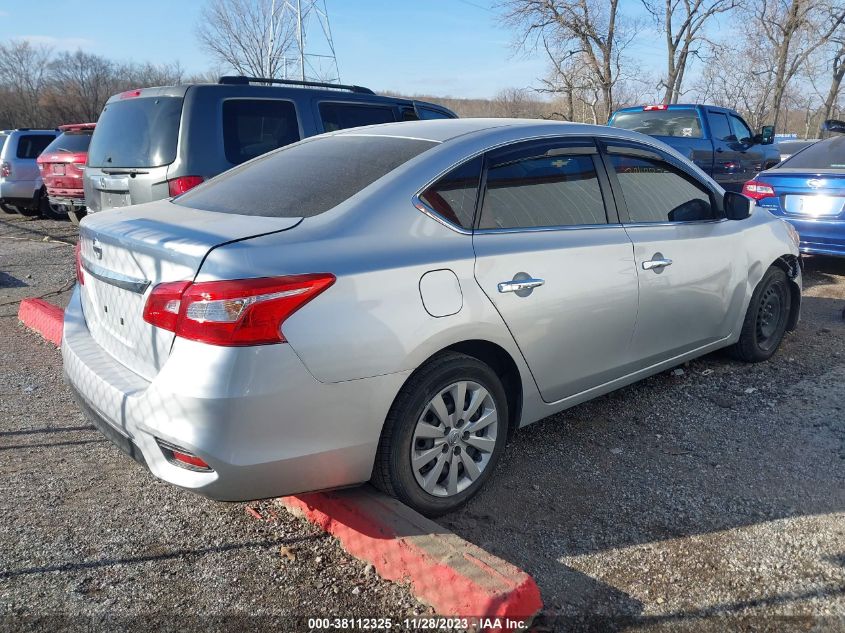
[63,119,801,515]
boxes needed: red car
[37,123,95,223]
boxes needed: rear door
[472,137,639,402]
[602,141,746,365]
[84,92,184,212]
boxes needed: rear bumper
[780,216,845,258]
[0,179,38,203]
[47,192,86,209]
[61,286,408,501]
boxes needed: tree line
[1,0,844,137]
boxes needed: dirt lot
[1,213,844,631]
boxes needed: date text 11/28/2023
[307,617,529,630]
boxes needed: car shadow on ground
[440,292,845,628]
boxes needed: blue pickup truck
[608,104,780,192]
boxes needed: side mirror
[759,125,775,145]
[725,191,752,220]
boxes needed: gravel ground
[2,214,844,632]
[0,215,429,631]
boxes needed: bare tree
[502,0,639,121]
[0,41,53,127]
[196,0,297,79]
[820,6,845,121]
[43,51,117,123]
[752,0,845,129]
[643,0,740,103]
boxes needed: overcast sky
[0,0,674,99]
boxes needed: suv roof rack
[218,75,375,95]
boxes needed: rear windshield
[780,136,845,169]
[610,109,703,138]
[43,131,93,154]
[175,135,437,217]
[87,97,182,168]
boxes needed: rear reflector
[742,180,776,201]
[156,439,212,471]
[643,104,669,111]
[168,175,204,197]
[143,274,336,346]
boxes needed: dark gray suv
[83,76,457,215]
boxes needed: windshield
[779,136,845,169]
[43,131,93,155]
[87,96,183,168]
[175,135,437,218]
[610,109,703,138]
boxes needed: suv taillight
[168,176,204,197]
[143,274,336,346]
[1,161,10,177]
[742,180,776,201]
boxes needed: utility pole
[281,0,341,83]
[267,0,276,78]
[297,0,305,81]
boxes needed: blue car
[744,129,845,257]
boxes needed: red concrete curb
[280,488,543,632]
[17,298,64,347]
[17,298,544,630]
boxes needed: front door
[602,142,747,367]
[707,110,746,191]
[471,137,639,403]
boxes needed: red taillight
[75,241,85,285]
[643,104,668,111]
[142,280,191,332]
[168,175,204,197]
[143,274,336,346]
[742,180,776,201]
[1,161,10,177]
[119,89,142,99]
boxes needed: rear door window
[87,96,183,168]
[319,102,397,132]
[175,135,436,217]
[479,140,608,229]
[417,107,454,120]
[222,99,300,165]
[16,135,56,159]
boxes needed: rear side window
[16,135,55,159]
[0,134,7,155]
[479,144,607,229]
[417,107,453,120]
[87,96,182,168]
[320,102,397,132]
[780,136,845,169]
[175,135,436,217]
[222,99,300,165]
[419,157,482,229]
[609,154,714,223]
[610,109,702,138]
[708,112,734,141]
[43,132,93,154]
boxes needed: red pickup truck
[36,123,95,223]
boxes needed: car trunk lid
[78,200,302,380]
[760,170,845,219]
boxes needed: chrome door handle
[497,278,545,293]
[642,258,673,270]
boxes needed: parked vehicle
[0,128,58,216]
[608,104,780,192]
[83,76,457,214]
[64,119,801,516]
[743,122,845,257]
[37,123,96,223]
[777,139,818,162]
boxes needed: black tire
[38,190,68,220]
[372,351,509,517]
[0,203,16,214]
[16,201,40,217]
[729,267,792,362]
